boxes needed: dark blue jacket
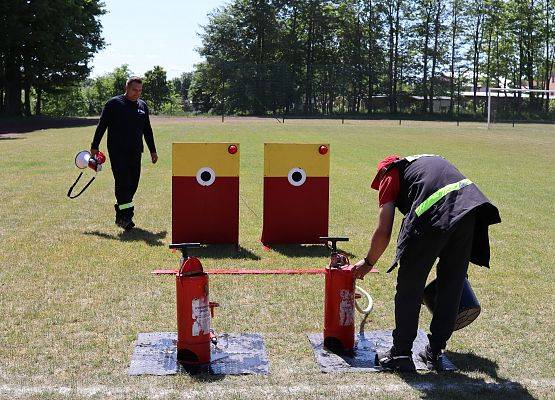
[91,95,156,154]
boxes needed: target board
[172,143,239,244]
[261,143,330,244]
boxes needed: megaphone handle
[67,173,96,199]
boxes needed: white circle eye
[287,168,306,187]
[196,167,216,186]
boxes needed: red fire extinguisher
[320,236,356,354]
[170,243,218,367]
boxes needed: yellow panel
[264,143,330,177]
[172,143,240,176]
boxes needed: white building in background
[410,96,452,113]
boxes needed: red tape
[152,268,378,275]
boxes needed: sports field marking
[1,379,554,398]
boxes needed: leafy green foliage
[142,66,171,115]
[0,0,105,116]
[2,0,553,120]
[188,0,554,119]
[38,65,194,117]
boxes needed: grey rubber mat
[307,329,456,373]
[129,332,269,376]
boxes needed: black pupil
[201,171,212,182]
[292,171,302,182]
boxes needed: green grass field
[1,117,554,399]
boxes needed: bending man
[352,154,500,371]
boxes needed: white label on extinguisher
[339,289,354,326]
[192,296,210,336]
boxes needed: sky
[90,0,229,79]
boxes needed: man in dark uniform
[90,76,158,230]
[352,154,500,372]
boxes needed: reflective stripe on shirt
[415,179,473,217]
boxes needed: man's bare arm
[353,201,395,279]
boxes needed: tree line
[0,1,194,118]
[191,0,554,118]
[0,0,105,116]
[2,0,553,120]
[36,64,193,117]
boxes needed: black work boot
[114,204,124,227]
[419,345,439,370]
[120,206,135,230]
[418,344,451,371]
[375,346,416,373]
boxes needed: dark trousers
[109,151,141,217]
[392,211,476,354]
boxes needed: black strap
[67,172,96,199]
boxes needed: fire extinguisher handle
[319,236,349,254]
[209,301,219,318]
[169,242,201,258]
[169,243,201,249]
[319,236,349,242]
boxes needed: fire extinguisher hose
[354,285,373,315]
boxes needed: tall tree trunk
[494,29,499,88]
[525,0,536,110]
[304,8,314,115]
[312,92,317,114]
[518,32,524,118]
[255,24,264,114]
[422,8,431,113]
[35,87,42,116]
[449,0,459,115]
[0,85,4,114]
[366,0,375,114]
[355,15,362,114]
[251,2,267,116]
[0,57,4,114]
[392,0,401,113]
[5,51,22,116]
[544,0,551,112]
[398,61,403,111]
[23,77,31,116]
[471,11,483,114]
[328,66,334,115]
[288,3,299,113]
[387,2,395,113]
[430,0,442,114]
[485,25,493,117]
[547,48,554,113]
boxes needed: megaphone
[75,150,105,172]
[67,150,106,199]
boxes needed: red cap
[371,155,401,190]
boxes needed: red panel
[172,176,239,244]
[261,177,329,244]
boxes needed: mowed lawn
[0,117,553,399]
